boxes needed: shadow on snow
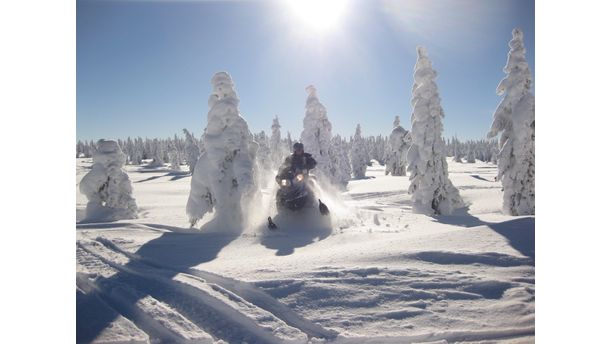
[434,208,535,263]
[77,218,242,343]
[134,171,191,183]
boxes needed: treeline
[76,131,496,169]
[447,137,499,164]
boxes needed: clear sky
[76,0,534,142]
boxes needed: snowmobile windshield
[278,167,295,181]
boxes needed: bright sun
[288,0,348,33]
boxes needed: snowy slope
[76,158,534,343]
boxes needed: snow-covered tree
[171,133,184,166]
[487,28,535,215]
[406,47,463,215]
[384,116,411,176]
[147,138,165,167]
[331,135,352,187]
[76,140,85,158]
[132,138,143,165]
[79,140,138,221]
[186,72,259,228]
[368,135,387,164]
[117,139,126,160]
[454,151,462,163]
[490,145,498,165]
[269,116,286,168]
[350,124,369,179]
[466,147,475,163]
[452,137,463,162]
[76,140,96,158]
[254,131,271,172]
[286,131,293,153]
[300,85,344,186]
[183,129,200,174]
[124,137,134,163]
[168,143,181,170]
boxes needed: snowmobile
[267,168,329,230]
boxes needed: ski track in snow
[96,237,337,339]
[77,238,332,343]
[76,159,535,343]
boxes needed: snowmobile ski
[318,199,330,216]
[267,216,278,230]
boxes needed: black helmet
[293,142,304,151]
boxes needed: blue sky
[77,0,534,142]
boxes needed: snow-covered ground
[76,158,534,343]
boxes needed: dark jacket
[286,152,317,171]
[276,153,317,182]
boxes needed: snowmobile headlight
[296,174,304,182]
[281,179,289,186]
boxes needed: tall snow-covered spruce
[350,124,369,179]
[300,85,348,187]
[269,116,286,169]
[254,131,271,172]
[286,131,293,153]
[487,28,535,215]
[186,72,259,228]
[79,140,138,221]
[406,47,463,215]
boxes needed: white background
[1,0,611,342]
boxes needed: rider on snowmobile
[268,142,328,229]
[275,142,317,185]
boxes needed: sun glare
[288,0,348,33]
